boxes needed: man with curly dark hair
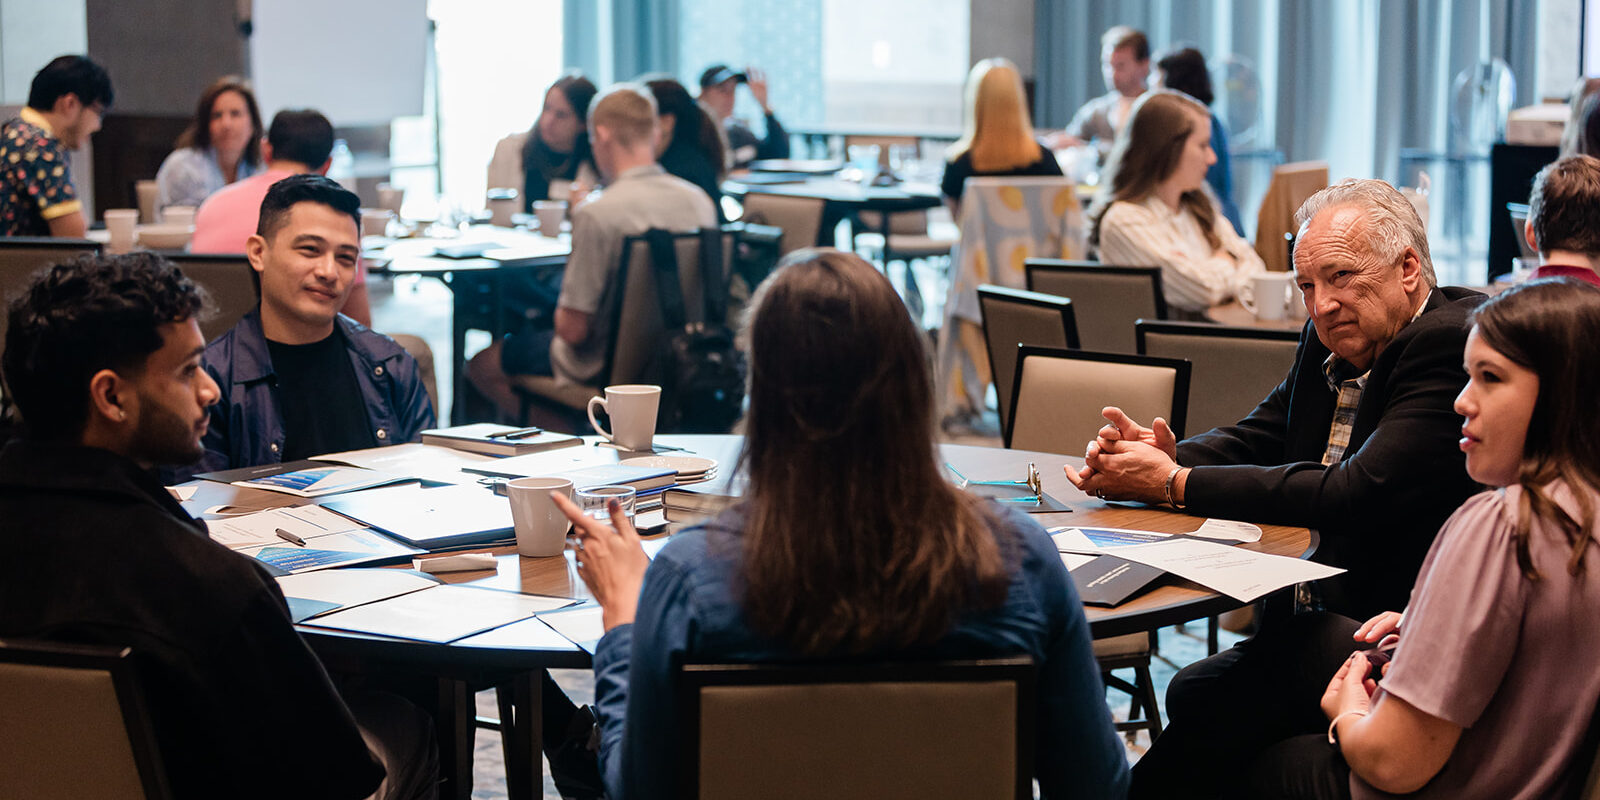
[0,252,436,799]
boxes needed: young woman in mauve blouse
[1236,278,1600,800]
[555,248,1130,800]
[940,56,1063,218]
[1088,89,1262,316]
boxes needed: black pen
[488,426,543,439]
[274,527,307,546]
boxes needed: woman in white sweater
[1089,89,1262,315]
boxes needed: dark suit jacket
[1177,286,1487,619]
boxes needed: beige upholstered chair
[0,639,171,799]
[164,253,258,342]
[1254,161,1329,272]
[513,229,735,418]
[740,192,826,257]
[0,238,102,372]
[977,285,1078,434]
[1025,259,1166,355]
[1005,345,1189,741]
[1136,321,1302,440]
[682,657,1035,800]
[1005,345,1190,453]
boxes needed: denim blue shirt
[592,504,1130,799]
[169,309,435,481]
[155,146,260,209]
[1207,114,1244,236]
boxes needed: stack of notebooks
[420,423,583,457]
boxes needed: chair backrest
[681,657,1035,800]
[1253,160,1328,272]
[1507,201,1537,259]
[1007,345,1190,452]
[1024,259,1164,355]
[740,192,827,256]
[0,638,171,800]
[842,134,919,169]
[163,253,257,342]
[0,238,103,369]
[605,228,736,386]
[1136,320,1300,437]
[978,285,1079,433]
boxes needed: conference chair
[1136,321,1302,440]
[1006,346,1189,741]
[679,657,1035,800]
[1006,345,1189,454]
[0,237,103,399]
[740,192,827,256]
[1253,161,1329,272]
[163,253,257,342]
[0,638,172,800]
[977,285,1078,434]
[513,228,736,427]
[1024,259,1166,355]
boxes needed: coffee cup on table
[486,188,519,227]
[533,200,567,237]
[103,209,137,253]
[1241,272,1294,322]
[162,205,196,227]
[376,183,405,215]
[360,208,393,237]
[587,384,661,452]
[507,476,574,557]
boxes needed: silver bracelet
[1165,467,1186,509]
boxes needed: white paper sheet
[275,569,437,607]
[1060,552,1098,571]
[313,442,499,485]
[1107,538,1344,603]
[538,605,607,653]
[1187,518,1263,543]
[455,616,584,650]
[208,505,365,549]
[1050,526,1173,553]
[166,485,197,501]
[303,585,576,643]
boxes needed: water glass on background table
[577,485,636,520]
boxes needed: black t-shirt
[939,141,1065,202]
[267,328,376,460]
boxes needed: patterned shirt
[1319,293,1433,465]
[0,107,80,236]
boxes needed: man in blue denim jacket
[171,175,433,481]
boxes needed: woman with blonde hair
[1089,89,1261,315]
[940,57,1063,216]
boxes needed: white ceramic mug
[533,200,567,237]
[507,476,574,557]
[103,209,138,253]
[587,384,661,452]
[1241,272,1295,322]
[162,205,196,227]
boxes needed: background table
[366,228,571,423]
[1205,298,1311,332]
[722,175,943,248]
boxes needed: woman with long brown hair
[1089,89,1261,315]
[155,76,264,209]
[940,57,1063,216]
[1227,278,1600,799]
[487,71,599,212]
[556,248,1127,799]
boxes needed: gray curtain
[563,0,681,83]
[1033,0,1539,184]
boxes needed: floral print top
[0,107,80,236]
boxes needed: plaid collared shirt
[1299,293,1431,611]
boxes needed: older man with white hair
[1073,179,1485,800]
[1069,178,1484,620]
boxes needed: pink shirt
[189,168,365,285]
[1356,482,1600,800]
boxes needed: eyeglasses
[945,462,1042,505]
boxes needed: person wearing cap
[698,64,790,169]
